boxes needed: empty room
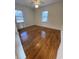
[15,0,63,59]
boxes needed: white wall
[35,1,63,30]
[15,4,34,29]
[15,1,63,30]
[56,30,63,59]
[15,27,26,59]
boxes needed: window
[42,11,48,22]
[15,10,24,23]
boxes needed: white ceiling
[15,0,63,8]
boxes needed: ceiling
[15,0,63,8]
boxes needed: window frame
[41,11,48,22]
[15,10,24,23]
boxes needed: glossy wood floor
[18,25,61,59]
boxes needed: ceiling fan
[31,0,44,8]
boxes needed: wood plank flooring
[18,25,61,59]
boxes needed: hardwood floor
[18,25,61,59]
